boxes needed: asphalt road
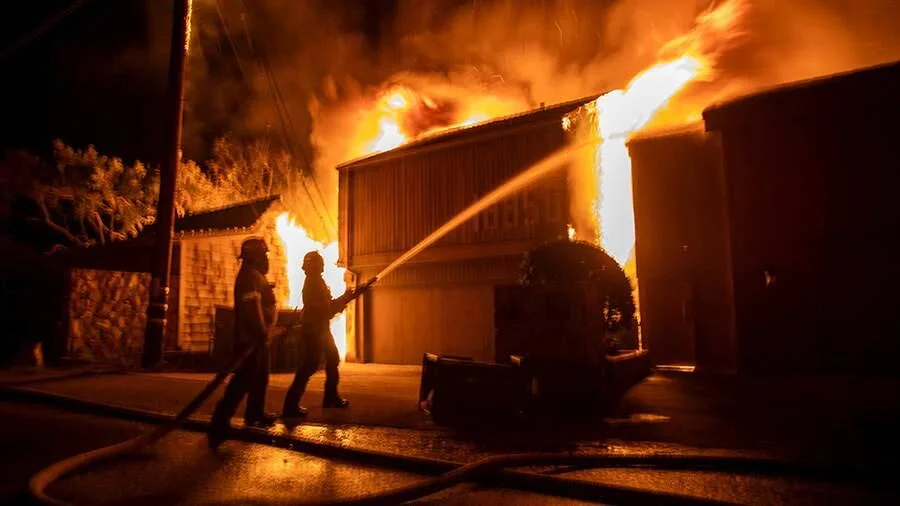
[2,401,899,505]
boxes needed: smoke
[715,0,900,90]
[184,0,900,240]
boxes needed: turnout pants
[212,343,270,425]
[283,328,341,411]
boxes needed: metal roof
[337,94,603,171]
[142,194,282,236]
[703,59,900,131]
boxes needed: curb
[0,367,125,387]
[0,384,459,475]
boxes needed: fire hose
[25,278,871,505]
[28,277,378,505]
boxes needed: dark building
[630,60,900,375]
[338,97,599,364]
[629,125,736,373]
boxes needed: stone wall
[68,268,151,364]
[178,209,289,351]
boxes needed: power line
[235,0,337,238]
[0,0,97,63]
[214,1,329,234]
[215,0,336,238]
[212,0,248,79]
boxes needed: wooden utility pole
[142,0,192,369]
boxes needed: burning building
[337,98,594,364]
[333,0,747,365]
[629,59,900,375]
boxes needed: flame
[284,84,521,359]
[592,0,747,266]
[358,84,525,157]
[275,212,348,359]
[369,117,408,154]
[365,88,415,154]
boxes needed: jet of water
[372,140,598,283]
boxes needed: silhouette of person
[283,251,363,418]
[209,237,278,449]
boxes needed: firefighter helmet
[239,237,268,261]
[302,250,325,274]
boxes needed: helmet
[302,251,325,274]
[239,237,268,261]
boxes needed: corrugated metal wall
[629,128,737,373]
[343,122,569,265]
[705,61,900,374]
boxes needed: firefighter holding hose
[208,237,279,449]
[282,251,371,419]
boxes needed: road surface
[1,400,897,505]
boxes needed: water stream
[372,139,598,282]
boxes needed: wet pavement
[2,402,897,505]
[3,365,900,504]
[8,365,900,467]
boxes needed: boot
[244,412,279,428]
[322,396,350,408]
[282,405,309,420]
[208,424,227,451]
[323,364,348,408]
[208,415,229,450]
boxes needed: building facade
[629,60,900,375]
[64,195,291,363]
[338,98,598,364]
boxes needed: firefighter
[209,237,278,449]
[282,251,362,418]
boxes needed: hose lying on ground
[26,346,869,506]
[202,451,858,506]
[28,346,257,506]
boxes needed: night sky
[3,0,899,167]
[0,0,398,165]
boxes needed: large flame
[366,87,417,153]
[275,213,347,359]
[358,84,525,157]
[591,0,747,266]
[274,84,519,360]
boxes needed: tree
[52,141,160,244]
[519,239,636,333]
[174,159,235,216]
[0,141,159,246]
[206,134,298,202]
[1,136,309,250]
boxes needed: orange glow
[365,88,415,154]
[357,84,525,157]
[280,85,521,358]
[275,213,347,359]
[588,0,747,266]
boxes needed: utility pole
[142,0,192,369]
